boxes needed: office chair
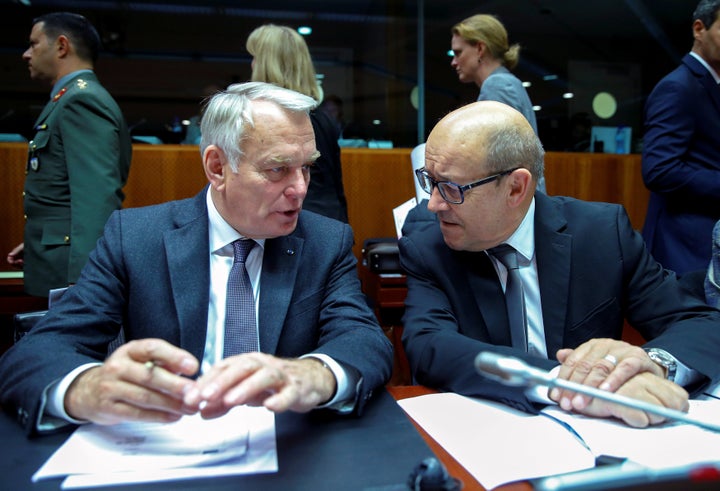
[13,286,125,355]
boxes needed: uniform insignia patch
[52,87,68,102]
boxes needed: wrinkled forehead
[425,130,487,181]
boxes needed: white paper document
[542,399,720,470]
[33,405,277,489]
[397,392,720,490]
[397,393,595,489]
[393,197,417,238]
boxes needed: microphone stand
[475,351,720,433]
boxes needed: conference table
[0,386,532,491]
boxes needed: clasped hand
[65,338,336,425]
[549,338,689,427]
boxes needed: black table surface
[1,389,435,490]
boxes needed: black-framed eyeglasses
[414,167,520,204]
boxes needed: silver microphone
[474,351,720,433]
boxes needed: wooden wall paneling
[0,143,30,262]
[1,144,649,274]
[341,148,416,262]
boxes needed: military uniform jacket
[24,71,132,296]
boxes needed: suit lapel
[684,54,720,117]
[534,194,572,356]
[258,234,303,353]
[164,193,211,362]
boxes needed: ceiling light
[297,26,312,35]
[563,92,574,99]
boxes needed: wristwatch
[644,348,677,382]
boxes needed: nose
[285,167,309,201]
[22,48,31,60]
[426,185,448,213]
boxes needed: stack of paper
[397,393,720,490]
[33,405,277,489]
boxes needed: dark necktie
[223,239,258,357]
[489,244,528,351]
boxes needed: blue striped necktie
[223,239,258,357]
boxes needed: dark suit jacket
[399,194,720,413]
[0,189,392,434]
[23,71,132,297]
[641,53,720,275]
[302,110,348,223]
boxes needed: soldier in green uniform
[7,12,132,297]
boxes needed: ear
[475,41,486,60]
[56,34,70,58]
[203,145,228,190]
[692,19,706,41]
[506,168,533,208]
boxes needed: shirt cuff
[301,354,356,413]
[39,362,101,431]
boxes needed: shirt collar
[501,197,535,263]
[51,69,94,98]
[206,187,265,255]
[689,52,720,84]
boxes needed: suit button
[17,408,28,425]
[23,214,27,221]
[64,236,70,243]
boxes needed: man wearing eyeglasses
[399,100,720,428]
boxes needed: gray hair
[484,119,545,184]
[199,82,317,171]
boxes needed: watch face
[647,349,676,381]
[649,350,672,365]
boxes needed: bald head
[421,101,545,251]
[427,101,543,182]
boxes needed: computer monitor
[590,126,632,154]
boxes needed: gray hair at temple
[484,110,545,185]
[199,82,317,172]
[693,0,720,28]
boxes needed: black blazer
[399,194,720,413]
[303,110,348,223]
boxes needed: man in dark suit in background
[6,12,132,297]
[641,0,720,276]
[400,100,720,428]
[0,82,393,436]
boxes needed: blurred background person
[247,24,348,223]
[641,0,720,276]
[6,12,131,298]
[450,13,545,192]
[181,83,222,145]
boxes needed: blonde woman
[450,14,545,192]
[247,24,348,222]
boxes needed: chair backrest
[13,285,125,356]
[410,143,428,203]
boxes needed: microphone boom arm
[475,351,720,433]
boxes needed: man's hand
[183,353,336,419]
[7,243,24,269]
[561,371,689,427]
[550,338,688,427]
[65,339,199,425]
